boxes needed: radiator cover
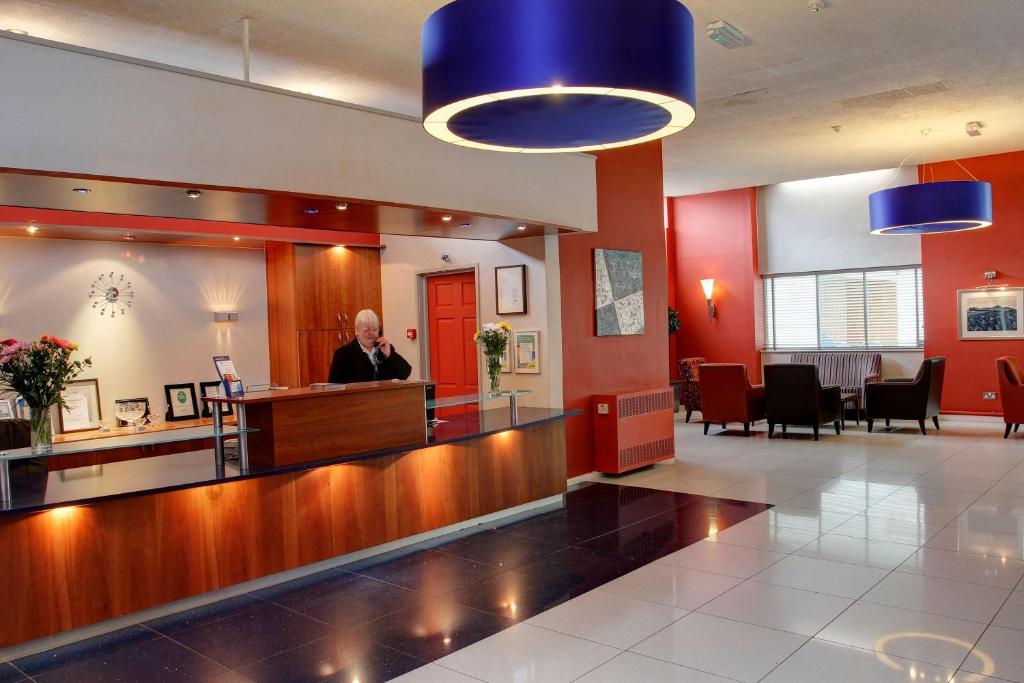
[593,387,676,474]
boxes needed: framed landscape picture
[958,288,1024,340]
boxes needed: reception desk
[0,398,578,647]
[204,381,429,467]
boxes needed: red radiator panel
[592,387,675,474]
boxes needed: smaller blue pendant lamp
[869,180,992,235]
[421,0,697,153]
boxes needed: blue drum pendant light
[869,180,993,235]
[421,0,697,153]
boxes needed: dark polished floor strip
[11,482,770,682]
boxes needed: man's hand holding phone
[375,336,392,358]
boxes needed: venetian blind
[763,266,923,350]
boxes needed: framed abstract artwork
[594,248,644,336]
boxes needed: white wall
[758,167,921,274]
[380,235,552,408]
[0,36,597,233]
[757,167,924,379]
[0,237,270,424]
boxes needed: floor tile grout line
[750,477,1014,681]
[933,562,1024,681]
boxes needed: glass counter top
[0,425,256,462]
[0,407,581,515]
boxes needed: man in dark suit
[328,309,412,384]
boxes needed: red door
[427,271,479,415]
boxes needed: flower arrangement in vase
[0,336,92,453]
[473,321,512,396]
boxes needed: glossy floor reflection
[7,482,767,682]
[11,415,1024,682]
[407,416,1024,683]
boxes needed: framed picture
[0,399,14,421]
[495,264,528,315]
[59,379,103,433]
[114,397,150,427]
[164,384,200,421]
[500,332,512,373]
[200,380,234,418]
[958,288,1024,340]
[594,248,645,336]
[514,330,540,374]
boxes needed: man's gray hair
[354,309,380,329]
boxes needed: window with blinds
[763,266,923,350]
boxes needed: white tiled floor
[410,415,1024,682]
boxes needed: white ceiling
[2,0,1023,196]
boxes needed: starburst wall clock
[89,272,135,318]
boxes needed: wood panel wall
[266,243,383,387]
[0,421,566,647]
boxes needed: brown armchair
[997,357,1024,439]
[866,357,945,435]
[699,363,765,436]
[764,364,842,440]
[677,357,705,423]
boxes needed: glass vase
[30,406,54,454]
[486,356,502,396]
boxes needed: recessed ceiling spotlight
[26,222,38,235]
[807,0,827,11]
[516,224,527,231]
[335,202,348,211]
[441,214,453,222]
[122,232,135,241]
[965,121,983,137]
[460,222,471,229]
[232,236,241,241]
[72,187,92,194]
[304,208,320,215]
[4,28,29,35]
[831,125,844,134]
[186,189,202,199]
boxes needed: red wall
[922,149,1024,414]
[560,142,669,477]
[666,188,761,382]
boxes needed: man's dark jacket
[327,338,412,384]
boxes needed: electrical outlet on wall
[983,392,997,400]
[597,403,610,415]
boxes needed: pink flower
[1,339,17,347]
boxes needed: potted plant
[0,336,92,453]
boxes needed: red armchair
[699,363,766,436]
[997,356,1024,439]
[677,357,705,423]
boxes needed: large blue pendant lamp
[869,180,993,235]
[421,0,697,153]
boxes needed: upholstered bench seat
[790,352,881,411]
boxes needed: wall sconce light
[700,278,716,318]
[213,311,239,323]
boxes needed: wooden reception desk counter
[0,385,578,648]
[204,381,430,467]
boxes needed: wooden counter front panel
[245,384,427,467]
[0,420,565,647]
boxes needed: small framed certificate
[59,379,103,433]
[164,384,200,421]
[0,399,14,421]
[200,381,234,418]
[514,330,540,374]
[495,265,527,315]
